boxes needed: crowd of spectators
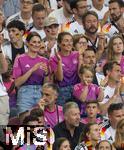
[0,0,124,149]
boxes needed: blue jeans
[17,85,42,114]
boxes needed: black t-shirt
[11,43,25,64]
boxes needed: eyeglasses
[20,0,33,5]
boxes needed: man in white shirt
[101,103,124,143]
[49,0,73,25]
[30,3,46,39]
[100,61,122,115]
[0,34,9,125]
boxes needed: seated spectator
[101,103,124,143]
[96,140,113,150]
[75,122,101,150]
[38,82,64,128]
[81,101,103,124]
[53,102,85,150]
[53,137,71,150]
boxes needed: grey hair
[63,102,79,114]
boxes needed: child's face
[86,103,98,118]
[80,70,93,85]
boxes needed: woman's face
[28,36,41,53]
[59,35,73,52]
[59,140,71,150]
[113,37,124,54]
[75,37,88,51]
[98,141,111,150]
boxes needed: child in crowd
[73,65,103,115]
[81,101,103,124]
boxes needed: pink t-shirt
[81,117,103,124]
[44,105,64,128]
[49,51,80,87]
[73,83,100,101]
[73,83,100,114]
[13,53,49,85]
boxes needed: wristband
[0,51,2,53]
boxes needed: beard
[111,13,122,22]
[84,26,98,34]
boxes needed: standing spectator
[0,33,9,125]
[6,0,37,30]
[13,32,49,114]
[82,11,106,60]
[107,34,124,75]
[103,0,124,38]
[90,0,109,22]
[2,20,27,64]
[1,0,20,18]
[63,0,88,35]
[100,61,122,114]
[73,66,103,115]
[49,0,73,25]
[30,3,46,39]
[50,32,80,105]
[53,102,85,150]
[43,16,59,57]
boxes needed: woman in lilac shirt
[13,32,49,114]
[50,32,81,106]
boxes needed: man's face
[84,14,98,34]
[42,87,58,106]
[109,109,124,128]
[20,0,33,13]
[64,107,80,127]
[32,11,46,30]
[109,64,121,82]
[83,50,96,68]
[44,24,59,40]
[74,0,88,18]
[88,124,101,141]
[8,28,23,44]
[109,2,122,22]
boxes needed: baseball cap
[43,16,59,27]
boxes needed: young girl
[73,65,103,115]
